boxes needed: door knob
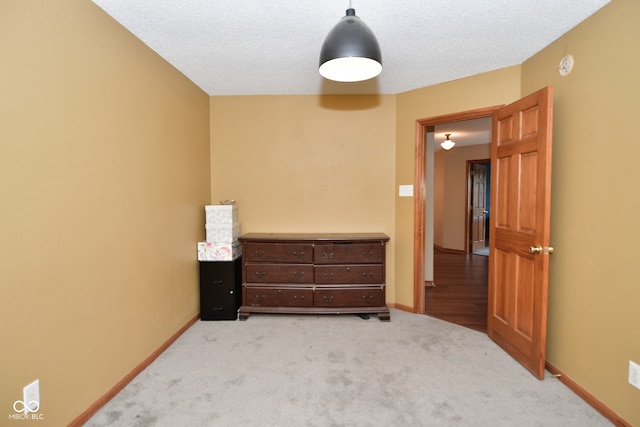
[529,246,554,255]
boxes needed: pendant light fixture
[319,2,382,82]
[441,134,456,151]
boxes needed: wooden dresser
[238,233,390,321]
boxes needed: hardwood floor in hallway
[425,249,489,333]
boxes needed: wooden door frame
[466,159,490,254]
[413,106,503,314]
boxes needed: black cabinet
[199,256,242,320]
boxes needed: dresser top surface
[239,232,389,243]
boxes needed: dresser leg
[378,311,391,321]
[239,311,250,321]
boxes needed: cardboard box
[205,222,240,243]
[197,241,242,261]
[205,204,238,224]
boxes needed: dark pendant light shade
[319,8,382,82]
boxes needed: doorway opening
[468,160,491,257]
[412,106,502,315]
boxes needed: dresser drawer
[244,286,313,307]
[244,242,313,263]
[245,264,314,283]
[314,287,384,307]
[315,265,384,284]
[314,243,383,264]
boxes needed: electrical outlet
[629,361,640,391]
[23,379,40,414]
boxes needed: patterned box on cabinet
[198,241,242,261]
[205,222,240,243]
[205,204,238,224]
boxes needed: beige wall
[394,68,522,306]
[434,144,491,251]
[0,1,210,425]
[520,0,640,424]
[210,95,397,297]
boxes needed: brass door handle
[529,246,554,255]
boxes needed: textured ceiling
[91,0,610,96]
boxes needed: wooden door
[471,163,488,253]
[487,86,554,379]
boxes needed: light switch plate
[23,379,40,414]
[399,185,413,197]
[629,360,640,390]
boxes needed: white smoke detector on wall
[558,54,575,76]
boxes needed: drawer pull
[254,271,267,278]
[363,295,374,300]
[250,293,266,307]
[362,250,375,258]
[323,295,335,303]
[293,271,305,278]
[323,252,334,259]
[293,295,305,301]
[322,272,335,280]
[292,251,305,258]
[253,250,266,257]
[362,272,374,278]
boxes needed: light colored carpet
[85,309,611,427]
